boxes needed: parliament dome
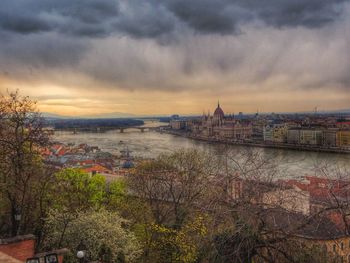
[214,102,225,118]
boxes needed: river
[53,122,350,178]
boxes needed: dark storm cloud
[0,32,89,77]
[1,0,350,97]
[0,0,348,38]
[0,0,175,38]
[0,0,120,37]
[164,0,244,35]
[163,0,349,35]
[0,13,52,34]
[114,0,175,39]
[245,0,348,29]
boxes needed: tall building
[197,102,252,140]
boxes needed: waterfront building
[273,124,291,143]
[287,129,301,144]
[185,119,202,134]
[299,129,323,145]
[252,119,268,141]
[263,126,274,142]
[194,102,253,140]
[336,121,350,129]
[264,123,290,143]
[231,122,253,141]
[323,129,338,147]
[213,125,235,138]
[167,103,350,152]
[170,119,186,130]
[337,130,350,148]
[287,128,324,145]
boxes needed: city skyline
[40,101,350,119]
[1,0,350,115]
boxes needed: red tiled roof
[57,148,67,156]
[82,164,111,174]
[40,148,51,156]
[51,144,61,150]
[326,211,346,230]
[281,176,350,201]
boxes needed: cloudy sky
[0,0,350,116]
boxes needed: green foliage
[44,209,142,262]
[106,178,127,209]
[133,214,208,263]
[53,168,107,210]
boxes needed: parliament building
[170,102,253,141]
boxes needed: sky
[0,0,350,116]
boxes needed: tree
[127,149,218,262]
[128,149,216,227]
[0,90,50,236]
[105,178,127,210]
[52,168,107,211]
[43,209,142,262]
[148,214,208,263]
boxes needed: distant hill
[41,112,70,119]
[42,112,136,119]
[47,118,144,130]
[81,112,136,118]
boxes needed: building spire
[218,100,220,107]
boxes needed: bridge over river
[53,125,168,134]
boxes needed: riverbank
[161,129,350,154]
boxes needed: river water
[53,123,350,178]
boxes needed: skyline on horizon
[41,102,350,119]
[1,0,350,115]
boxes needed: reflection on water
[54,128,350,178]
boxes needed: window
[334,244,337,252]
